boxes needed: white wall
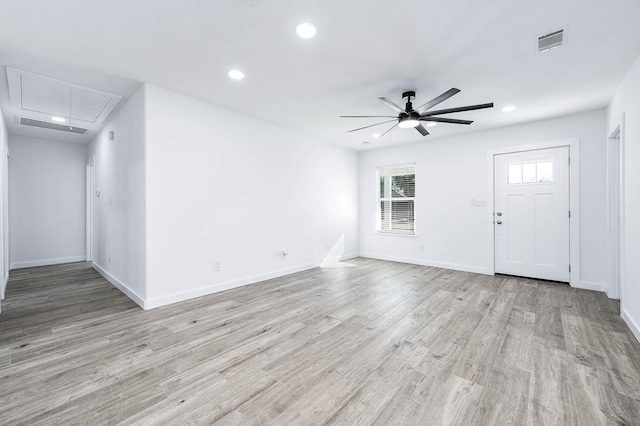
[608,53,640,341]
[0,109,9,302]
[359,109,607,290]
[143,84,359,307]
[88,85,147,304]
[8,136,87,268]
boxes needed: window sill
[374,231,417,238]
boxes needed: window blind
[376,164,416,235]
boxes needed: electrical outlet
[213,260,221,272]
[419,244,425,252]
[108,253,112,263]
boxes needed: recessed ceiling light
[51,116,66,123]
[363,141,370,145]
[501,105,516,112]
[372,133,381,138]
[228,70,245,80]
[296,23,317,39]
[426,122,437,127]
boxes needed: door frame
[86,157,95,262]
[607,113,625,301]
[486,138,580,287]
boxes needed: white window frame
[376,163,416,236]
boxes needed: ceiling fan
[341,88,493,137]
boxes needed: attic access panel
[6,67,123,125]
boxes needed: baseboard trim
[92,263,145,309]
[144,253,361,310]
[10,256,87,270]
[575,281,607,293]
[145,262,322,309]
[0,272,6,300]
[621,309,640,343]
[359,253,490,275]
[337,253,360,262]
[1,271,7,300]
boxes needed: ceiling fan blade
[378,122,399,138]
[415,124,429,136]
[347,119,397,133]
[378,97,405,113]
[421,103,494,116]
[416,88,461,113]
[420,117,473,125]
[340,115,398,118]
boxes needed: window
[508,159,553,185]
[376,164,415,235]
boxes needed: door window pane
[508,163,521,184]
[522,162,536,183]
[537,160,553,182]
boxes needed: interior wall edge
[97,252,357,310]
[92,262,145,309]
[621,309,640,343]
[145,252,359,309]
[359,253,491,275]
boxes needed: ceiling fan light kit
[341,88,493,137]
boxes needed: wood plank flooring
[1,258,639,425]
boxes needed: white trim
[486,138,581,287]
[86,157,95,262]
[606,114,626,303]
[359,252,490,275]
[373,231,418,238]
[140,253,359,310]
[576,281,608,293]
[622,309,640,343]
[92,262,145,309]
[146,262,318,309]
[0,272,6,300]
[0,271,9,300]
[10,256,87,269]
[339,253,360,262]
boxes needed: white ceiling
[0,0,639,150]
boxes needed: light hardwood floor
[1,259,639,425]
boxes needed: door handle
[497,221,502,225]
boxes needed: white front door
[494,146,570,282]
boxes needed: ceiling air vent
[18,117,88,134]
[538,29,565,52]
